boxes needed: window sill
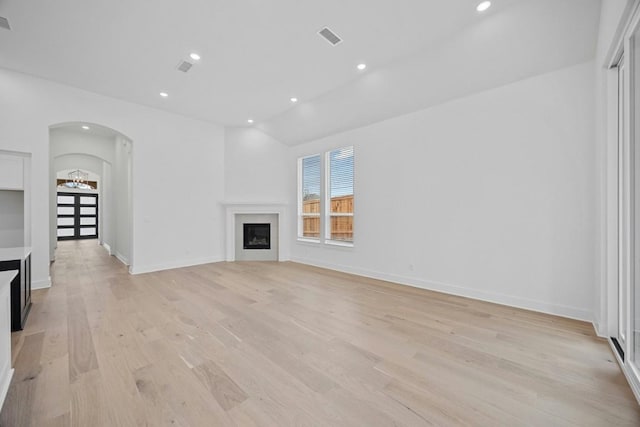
[324,240,354,248]
[297,238,320,244]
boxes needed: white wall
[224,128,291,202]
[0,67,226,287]
[289,61,597,321]
[102,161,113,254]
[50,128,116,163]
[113,136,132,263]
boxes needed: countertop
[0,270,18,287]
[0,247,31,262]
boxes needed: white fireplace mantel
[221,202,289,262]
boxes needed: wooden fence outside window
[302,195,353,241]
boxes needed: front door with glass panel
[56,192,98,240]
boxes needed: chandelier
[61,169,93,189]
[68,169,88,183]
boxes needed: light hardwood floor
[0,240,638,426]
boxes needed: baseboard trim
[130,256,224,275]
[290,256,592,322]
[102,242,112,256]
[114,251,129,266]
[32,276,52,290]
[593,320,607,338]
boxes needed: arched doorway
[48,122,133,269]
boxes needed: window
[297,147,354,245]
[326,146,354,243]
[298,154,321,239]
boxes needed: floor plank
[0,239,638,426]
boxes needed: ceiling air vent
[0,17,10,31]
[318,27,342,46]
[177,60,193,73]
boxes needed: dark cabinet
[0,253,31,331]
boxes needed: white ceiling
[260,0,602,144]
[0,0,601,145]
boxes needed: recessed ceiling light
[190,53,201,61]
[290,97,298,103]
[247,119,254,124]
[160,92,168,98]
[357,63,367,71]
[81,125,90,130]
[476,1,491,12]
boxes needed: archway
[48,122,133,270]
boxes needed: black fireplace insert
[243,223,271,249]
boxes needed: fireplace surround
[222,202,288,262]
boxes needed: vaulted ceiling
[0,0,601,145]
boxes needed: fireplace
[223,203,285,261]
[243,223,271,250]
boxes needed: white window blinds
[299,154,321,239]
